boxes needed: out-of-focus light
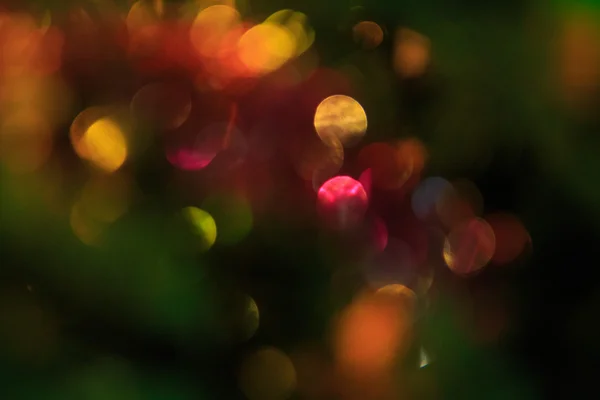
[182,207,217,250]
[393,28,430,78]
[166,147,214,170]
[352,21,384,50]
[202,193,252,245]
[314,95,367,147]
[239,347,296,400]
[71,107,113,158]
[443,217,495,276]
[190,5,241,59]
[79,117,128,173]
[334,291,413,380]
[411,177,452,221]
[419,347,430,368]
[376,284,417,311]
[317,176,368,230]
[131,82,191,130]
[365,238,417,289]
[485,212,530,265]
[265,10,315,56]
[237,23,296,76]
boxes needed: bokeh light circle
[314,95,367,147]
[265,10,315,56]
[182,207,217,251]
[190,5,241,59]
[70,106,111,158]
[80,117,128,173]
[237,22,297,76]
[317,176,368,230]
[393,28,431,78]
[352,21,384,49]
[443,217,496,276]
[334,291,413,379]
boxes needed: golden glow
[70,106,111,159]
[80,118,127,173]
[314,95,367,147]
[393,28,430,77]
[376,284,417,304]
[190,5,241,58]
[239,347,296,400]
[183,207,217,250]
[352,21,384,49]
[237,23,296,75]
[266,10,315,55]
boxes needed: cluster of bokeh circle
[0,2,532,399]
